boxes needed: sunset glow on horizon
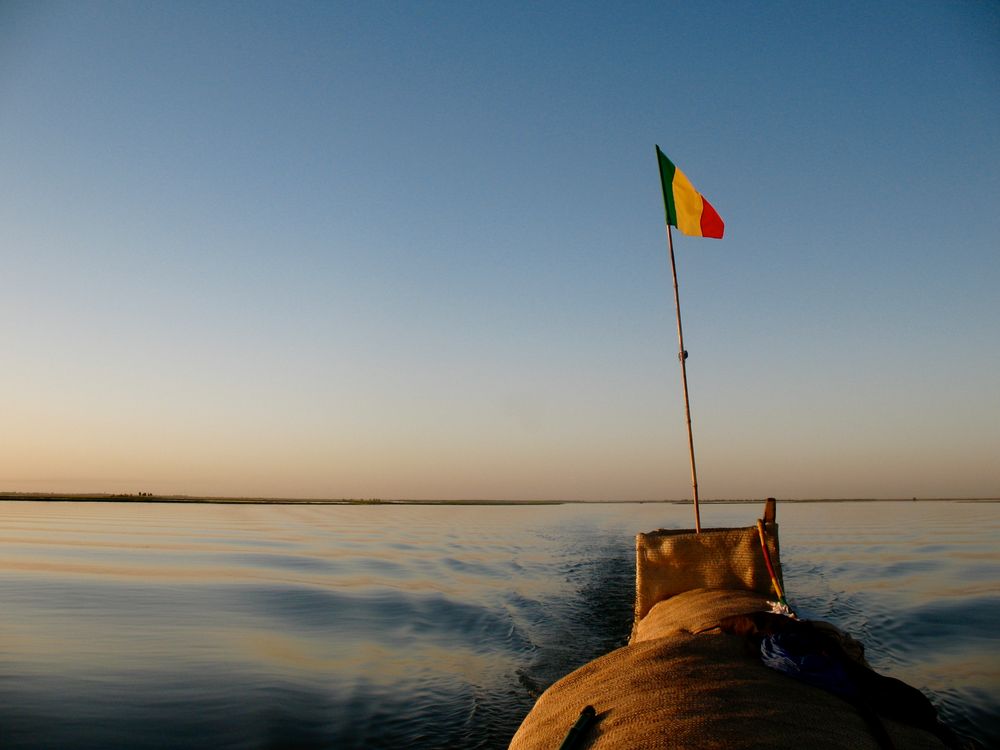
[2,1,998,501]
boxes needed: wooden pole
[666,224,702,532]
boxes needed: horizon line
[1,492,997,506]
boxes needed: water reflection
[0,500,996,748]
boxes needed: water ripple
[0,500,996,749]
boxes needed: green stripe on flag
[656,145,677,228]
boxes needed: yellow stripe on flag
[672,167,706,238]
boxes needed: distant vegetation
[0,492,995,505]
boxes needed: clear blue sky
[2,1,998,500]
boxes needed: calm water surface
[0,500,997,748]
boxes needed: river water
[0,500,996,748]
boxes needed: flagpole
[666,223,702,533]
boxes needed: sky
[1,1,998,501]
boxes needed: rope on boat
[756,518,788,609]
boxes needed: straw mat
[631,587,773,644]
[633,524,782,634]
[508,624,948,750]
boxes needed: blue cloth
[760,631,858,699]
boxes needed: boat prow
[509,500,958,750]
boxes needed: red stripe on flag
[700,198,725,239]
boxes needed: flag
[656,145,724,239]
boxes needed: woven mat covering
[508,628,948,750]
[631,588,772,644]
[633,524,782,635]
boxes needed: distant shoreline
[0,493,996,506]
